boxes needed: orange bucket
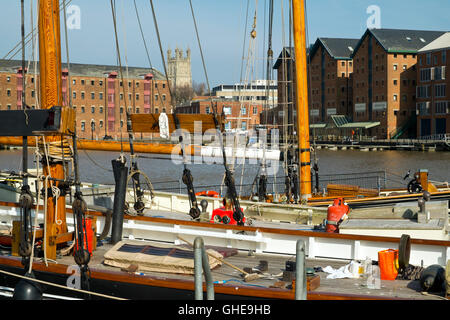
[378,249,399,280]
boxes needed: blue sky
[1,0,449,87]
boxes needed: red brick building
[0,60,171,139]
[416,32,450,137]
[308,38,358,123]
[351,28,445,139]
[263,39,357,137]
[177,96,263,131]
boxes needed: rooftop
[273,47,294,69]
[0,59,166,80]
[418,32,450,53]
[309,38,360,60]
[352,28,447,55]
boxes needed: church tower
[167,47,192,90]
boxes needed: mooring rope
[0,268,127,300]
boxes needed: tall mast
[291,0,311,200]
[38,0,68,259]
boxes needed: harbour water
[0,148,449,195]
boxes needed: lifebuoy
[195,190,220,198]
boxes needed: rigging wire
[109,0,126,153]
[188,0,245,225]
[148,0,201,219]
[228,0,258,197]
[132,0,168,112]
[148,0,174,105]
[2,0,74,61]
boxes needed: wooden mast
[38,0,68,259]
[292,0,312,200]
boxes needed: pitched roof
[352,28,447,56]
[309,38,359,60]
[0,59,166,80]
[273,47,294,69]
[418,32,450,53]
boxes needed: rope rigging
[15,0,92,297]
[257,0,274,202]
[188,0,244,225]
[62,0,91,296]
[279,0,301,203]
[236,1,258,199]
[16,0,36,288]
[148,0,201,220]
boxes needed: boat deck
[54,239,443,300]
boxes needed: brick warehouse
[416,32,450,137]
[351,28,445,139]
[264,38,358,137]
[177,96,263,131]
[0,59,171,139]
[308,38,358,123]
[264,29,448,140]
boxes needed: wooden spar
[0,136,195,155]
[292,0,312,200]
[38,0,68,260]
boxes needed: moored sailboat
[0,0,447,301]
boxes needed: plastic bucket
[378,249,399,280]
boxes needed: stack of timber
[326,184,380,198]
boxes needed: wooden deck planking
[55,240,442,300]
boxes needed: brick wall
[416,48,450,136]
[0,71,171,139]
[178,98,262,131]
[352,36,419,138]
[309,47,353,123]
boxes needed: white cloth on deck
[323,261,359,279]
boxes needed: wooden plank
[327,184,379,197]
[11,222,45,257]
[54,231,74,245]
[129,113,223,133]
[11,221,21,257]
[0,243,439,300]
[292,274,320,291]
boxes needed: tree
[193,81,207,96]
[173,84,195,105]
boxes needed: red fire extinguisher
[326,198,349,233]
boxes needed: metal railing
[311,171,387,192]
[150,170,388,197]
[418,133,449,141]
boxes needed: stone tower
[167,47,192,90]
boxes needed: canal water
[0,148,449,195]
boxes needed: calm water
[0,148,449,194]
